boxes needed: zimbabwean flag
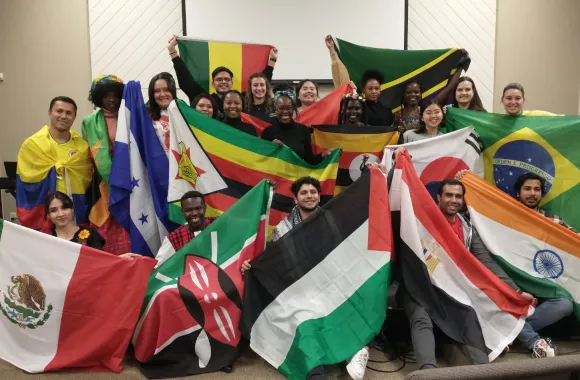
[444,107,580,231]
[335,38,468,112]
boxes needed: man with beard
[514,172,576,232]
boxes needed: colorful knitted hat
[90,75,124,91]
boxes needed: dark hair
[49,96,77,113]
[212,66,234,80]
[245,72,273,113]
[89,81,124,109]
[192,93,219,119]
[452,76,486,111]
[295,80,318,107]
[147,72,178,121]
[45,191,74,217]
[502,83,525,99]
[417,100,443,134]
[180,190,205,205]
[513,173,546,196]
[223,89,244,103]
[437,179,466,196]
[337,96,368,125]
[291,177,321,197]
[361,69,384,88]
[402,80,423,107]
[274,90,298,118]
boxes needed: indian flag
[177,37,272,92]
[462,172,580,320]
[0,220,155,373]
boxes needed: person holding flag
[501,83,562,116]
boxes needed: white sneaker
[346,347,369,380]
[532,338,556,358]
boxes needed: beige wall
[494,0,580,114]
[0,0,92,217]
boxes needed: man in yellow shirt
[16,96,93,230]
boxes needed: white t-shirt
[403,129,443,143]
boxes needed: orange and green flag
[177,37,272,93]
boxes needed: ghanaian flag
[312,125,399,194]
[167,100,340,234]
[335,38,468,112]
[444,107,580,231]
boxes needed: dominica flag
[177,37,272,93]
[335,38,468,112]
[133,180,272,378]
[166,99,340,235]
[244,167,392,379]
[390,152,533,361]
[444,107,580,232]
[0,219,155,373]
[312,124,399,193]
[461,172,580,320]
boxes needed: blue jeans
[517,297,573,349]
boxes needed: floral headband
[90,75,124,91]
[274,90,296,104]
[343,93,365,102]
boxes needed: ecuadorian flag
[177,37,272,93]
[444,107,580,232]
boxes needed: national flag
[461,172,580,320]
[312,124,399,194]
[244,167,391,380]
[16,126,92,230]
[444,107,580,231]
[166,99,340,235]
[295,83,353,126]
[177,37,272,93]
[383,127,483,199]
[133,180,272,378]
[0,219,155,373]
[109,81,179,257]
[335,38,468,112]
[241,112,270,137]
[390,152,533,362]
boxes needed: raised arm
[168,35,208,104]
[262,47,278,82]
[326,35,351,88]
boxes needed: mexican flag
[244,167,392,379]
[461,172,580,320]
[0,220,155,373]
[133,180,273,378]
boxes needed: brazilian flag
[444,107,580,231]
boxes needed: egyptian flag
[244,167,392,379]
[312,124,399,193]
[390,152,533,361]
[133,180,272,378]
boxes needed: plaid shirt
[537,208,576,232]
[167,217,216,251]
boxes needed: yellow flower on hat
[78,229,90,240]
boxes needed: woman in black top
[337,94,368,126]
[359,70,394,127]
[192,93,219,119]
[222,90,257,136]
[244,72,274,120]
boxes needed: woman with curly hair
[244,72,274,120]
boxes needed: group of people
[14,33,573,379]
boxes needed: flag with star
[444,107,580,231]
[109,81,179,257]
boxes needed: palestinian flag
[244,167,392,379]
[166,99,340,235]
[461,172,580,320]
[335,38,467,111]
[0,219,155,373]
[390,152,533,361]
[312,124,399,193]
[444,107,580,231]
[177,37,272,92]
[133,180,272,378]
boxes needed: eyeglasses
[214,77,232,83]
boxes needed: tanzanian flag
[177,37,272,93]
[166,100,340,236]
[335,38,468,112]
[444,107,580,232]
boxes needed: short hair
[291,177,321,197]
[147,72,178,121]
[502,82,525,99]
[295,80,319,107]
[212,66,234,80]
[180,190,205,206]
[223,89,244,102]
[45,191,74,217]
[192,93,219,119]
[513,173,545,196]
[361,69,384,87]
[437,179,466,196]
[89,81,124,109]
[49,96,78,113]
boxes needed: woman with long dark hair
[451,76,486,111]
[148,72,178,152]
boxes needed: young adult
[295,80,319,114]
[148,72,178,152]
[261,91,333,164]
[451,76,486,111]
[244,72,273,119]
[223,90,258,136]
[501,83,561,116]
[402,100,444,143]
[337,94,368,126]
[192,93,219,119]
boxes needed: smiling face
[345,99,363,124]
[421,103,443,129]
[295,184,320,212]
[181,197,206,231]
[455,80,474,107]
[404,83,421,107]
[502,89,525,115]
[195,98,214,117]
[223,92,243,118]
[298,81,317,106]
[251,77,267,100]
[517,179,543,209]
[275,96,294,123]
[47,198,74,228]
[48,100,76,132]
[213,71,233,94]
[153,79,174,110]
[363,79,381,102]
[437,184,464,218]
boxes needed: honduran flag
[390,152,533,361]
[461,172,580,321]
[0,219,155,373]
